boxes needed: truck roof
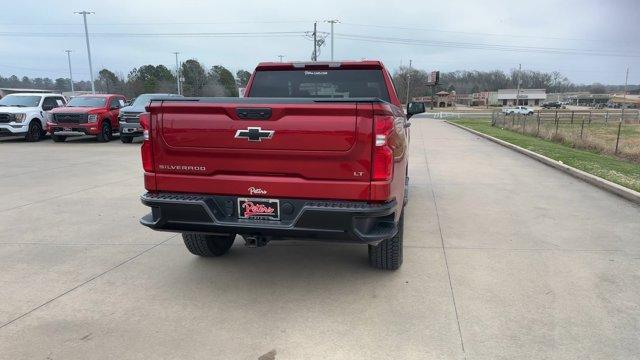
[6,92,64,97]
[255,60,385,71]
[76,94,123,98]
[148,97,388,105]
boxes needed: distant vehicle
[118,93,182,143]
[47,94,126,142]
[0,93,66,141]
[502,106,534,115]
[542,101,563,109]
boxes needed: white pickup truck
[0,93,67,141]
[502,106,534,115]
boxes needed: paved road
[0,119,638,359]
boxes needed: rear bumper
[47,122,101,136]
[140,192,399,244]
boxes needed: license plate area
[238,198,280,220]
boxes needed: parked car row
[0,92,182,143]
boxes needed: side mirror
[42,104,54,111]
[407,102,426,119]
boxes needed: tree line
[1,63,633,100]
[391,66,634,102]
[0,59,252,98]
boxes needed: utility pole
[515,63,521,106]
[65,50,74,95]
[173,52,181,95]
[74,11,95,94]
[622,67,629,121]
[325,19,339,61]
[277,55,284,62]
[312,22,318,61]
[406,59,412,106]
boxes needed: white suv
[0,93,67,141]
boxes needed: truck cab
[47,94,126,142]
[0,93,66,141]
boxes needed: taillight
[372,115,394,181]
[139,113,154,172]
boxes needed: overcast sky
[1,0,638,85]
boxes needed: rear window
[249,69,390,101]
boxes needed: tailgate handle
[236,108,272,120]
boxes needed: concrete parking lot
[1,118,639,359]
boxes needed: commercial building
[565,93,611,106]
[610,94,640,108]
[411,92,455,108]
[496,89,546,106]
[435,91,454,107]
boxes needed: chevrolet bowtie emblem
[234,127,274,142]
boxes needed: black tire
[120,135,133,143]
[96,121,111,142]
[368,213,404,270]
[25,120,43,142]
[51,134,67,142]
[183,233,235,257]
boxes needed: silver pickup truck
[118,93,182,143]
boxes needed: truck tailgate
[149,100,374,200]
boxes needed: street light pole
[277,55,284,62]
[65,50,74,96]
[325,19,339,61]
[173,52,181,95]
[74,11,95,94]
[515,63,521,106]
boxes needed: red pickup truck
[139,61,425,269]
[47,94,126,142]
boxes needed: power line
[1,28,635,58]
[0,20,312,26]
[333,33,640,58]
[339,22,626,44]
[0,31,309,38]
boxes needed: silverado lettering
[158,164,207,171]
[139,60,426,270]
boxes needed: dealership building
[497,89,547,106]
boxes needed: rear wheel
[96,121,111,142]
[51,134,66,142]
[120,135,133,143]
[25,120,43,142]
[368,213,404,270]
[183,233,236,257]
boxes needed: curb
[445,120,640,205]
